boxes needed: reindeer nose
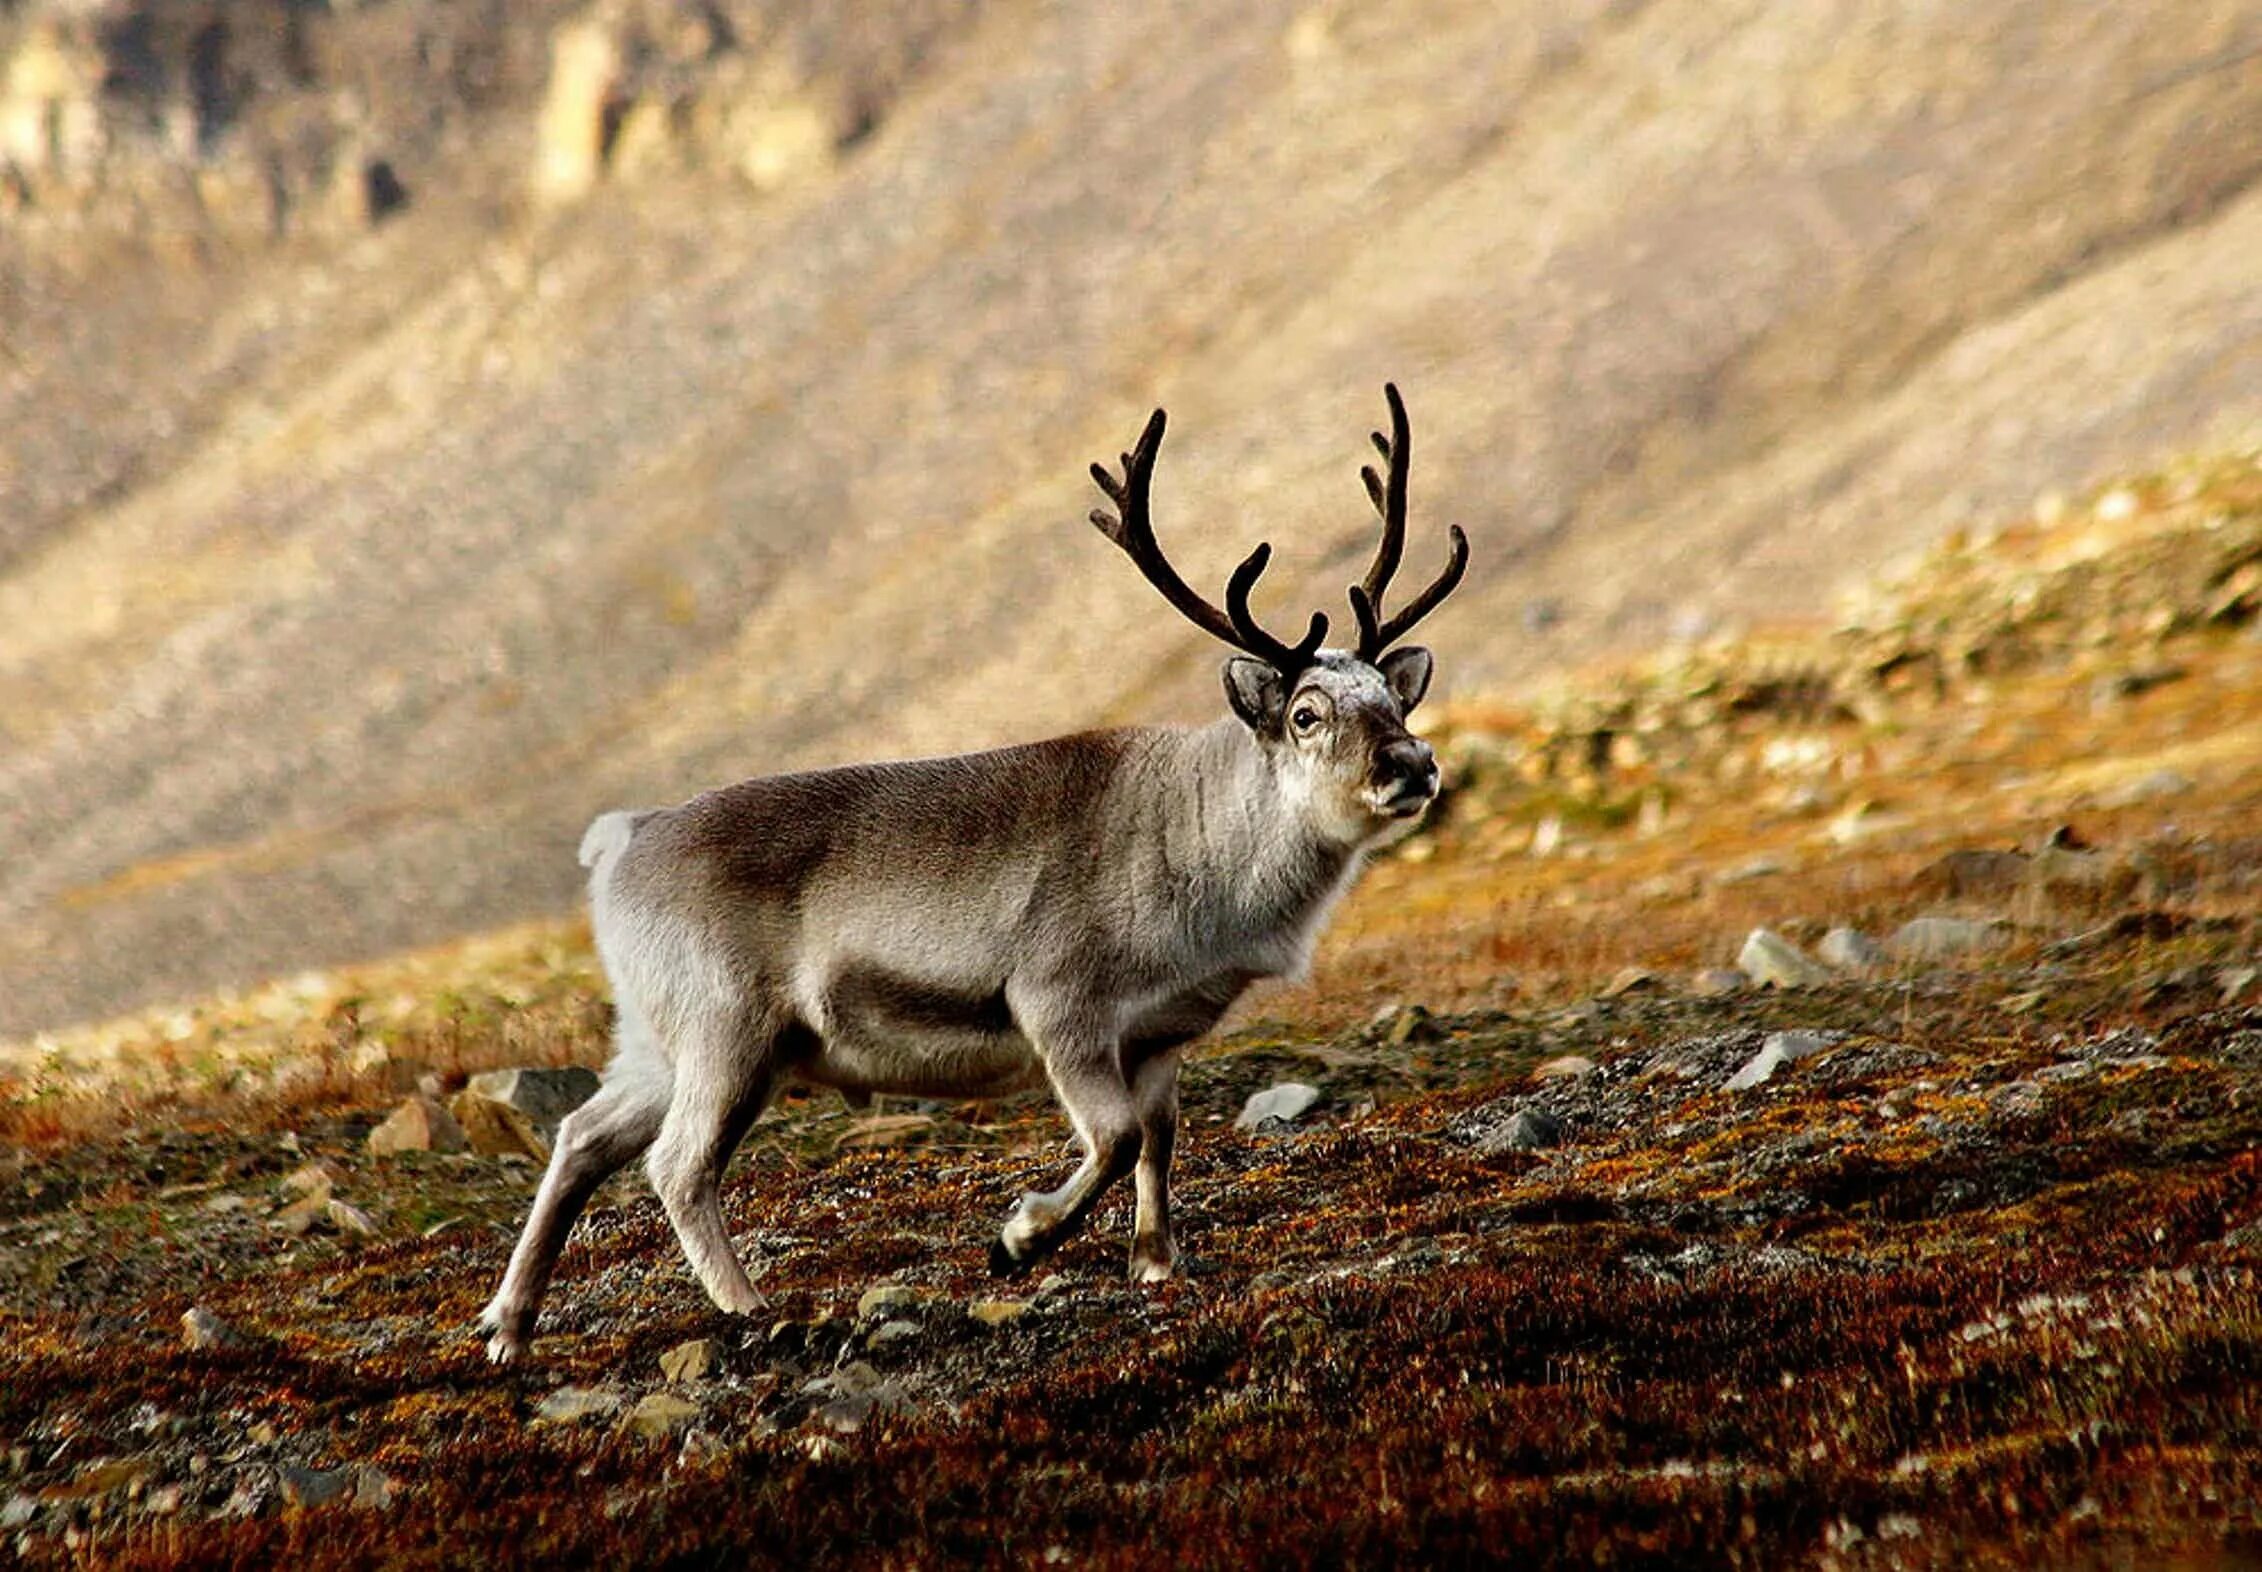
[1374,738,1437,795]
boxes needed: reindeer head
[1088,384,1468,844]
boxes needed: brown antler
[1090,409,1328,672]
[1347,383,1468,661]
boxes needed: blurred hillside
[5,0,2262,1036]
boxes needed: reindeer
[479,386,1468,1363]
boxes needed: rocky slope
[7,0,2262,1036]
[2,448,2261,1566]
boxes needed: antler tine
[1088,410,1239,648]
[1356,383,1410,609]
[1089,408,1327,672]
[1348,385,1468,660]
[1228,544,1329,670]
[1365,524,1469,655]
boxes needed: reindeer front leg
[992,1002,1142,1276]
[1127,1048,1182,1281]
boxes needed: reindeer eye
[1291,706,1321,731]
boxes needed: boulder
[1817,928,1884,971]
[366,1095,467,1157]
[1737,929,1832,988]
[449,1067,598,1160]
[1237,1082,1321,1131]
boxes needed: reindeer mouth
[1367,780,1437,819]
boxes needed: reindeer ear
[1379,646,1433,715]
[1223,658,1287,732]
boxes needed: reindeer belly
[792,961,1045,1098]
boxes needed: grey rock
[365,1095,468,1157]
[1724,1030,1843,1091]
[278,1465,354,1511]
[1236,1082,1321,1131]
[1688,967,1748,997]
[803,1361,911,1434]
[1737,929,1833,988]
[1887,917,2009,961]
[622,1393,701,1441]
[451,1066,600,1160]
[660,1337,720,1384]
[856,1284,929,1321]
[1476,1108,1563,1154]
[351,1467,396,1510]
[1,1495,37,1530]
[1817,927,1884,971]
[1371,1002,1441,1046]
[968,1299,1030,1327]
[463,1066,601,1124]
[1987,1081,2046,1117]
[181,1306,238,1351]
[532,1386,623,1426]
[867,1319,922,1348]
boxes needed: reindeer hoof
[989,1237,1033,1278]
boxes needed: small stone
[351,1467,396,1510]
[1737,929,1833,989]
[448,1066,600,1159]
[271,1192,332,1236]
[366,1096,468,1157]
[2219,966,2259,1006]
[1988,1081,2046,1117]
[1476,1108,1562,1154]
[1533,1054,1597,1083]
[532,1386,623,1426]
[1688,968,1747,997]
[867,1319,922,1349]
[1237,1082,1322,1131]
[181,1307,238,1350]
[1816,928,1884,971]
[1371,1002,1441,1046]
[2,1494,36,1529]
[622,1393,701,1442]
[1887,917,2008,961]
[968,1299,1030,1327]
[327,1200,378,1236]
[1725,1031,1843,1092]
[145,1483,185,1515]
[282,1161,344,1199]
[278,1465,353,1511]
[856,1284,930,1321]
[1599,967,1654,999]
[659,1338,720,1384]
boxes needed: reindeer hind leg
[645,1005,779,1315]
[481,1016,671,1364]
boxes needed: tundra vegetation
[5,454,2262,1565]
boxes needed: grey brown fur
[480,387,1465,1363]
